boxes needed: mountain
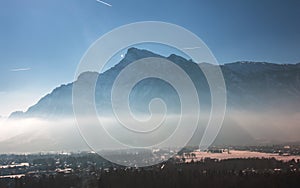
[3,48,300,151]
[222,61,300,111]
[9,47,300,119]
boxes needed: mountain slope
[10,48,300,119]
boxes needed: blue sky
[0,0,300,116]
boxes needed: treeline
[1,158,300,188]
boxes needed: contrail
[10,68,31,72]
[96,0,112,7]
[182,47,202,50]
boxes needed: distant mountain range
[9,47,300,119]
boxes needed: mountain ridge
[9,47,300,118]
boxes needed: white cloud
[96,0,112,7]
[10,68,31,72]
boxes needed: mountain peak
[124,47,162,61]
[127,47,142,53]
[109,47,163,70]
[167,54,188,63]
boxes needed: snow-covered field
[184,150,300,162]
